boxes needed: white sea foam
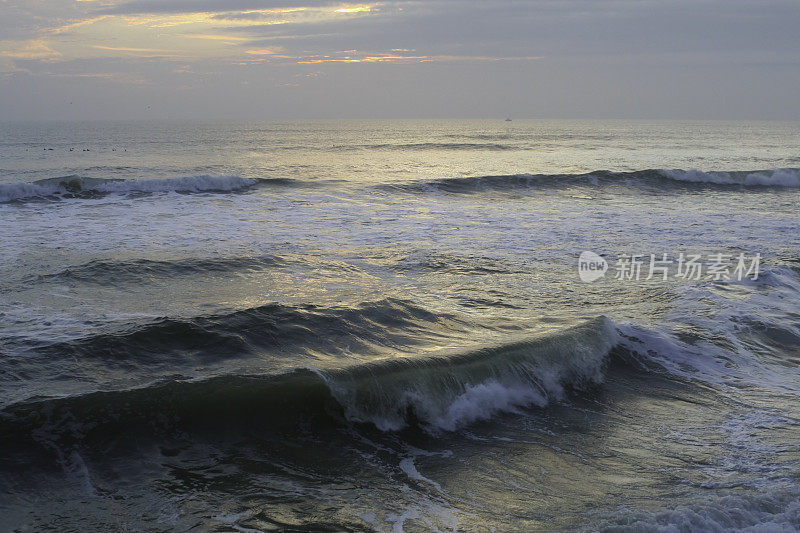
[399,457,443,492]
[593,489,800,532]
[0,175,258,202]
[428,381,547,432]
[324,317,618,433]
[659,168,800,187]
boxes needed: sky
[1,0,799,120]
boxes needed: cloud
[293,51,542,64]
[0,39,61,60]
[185,34,251,41]
[244,47,283,55]
[1,0,798,120]
[92,45,171,53]
[46,71,150,84]
[334,5,373,13]
[97,0,340,15]
[50,16,112,35]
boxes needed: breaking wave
[383,168,800,193]
[6,303,799,465]
[0,175,292,202]
[659,168,800,187]
[3,168,798,202]
[0,317,617,445]
[324,316,616,432]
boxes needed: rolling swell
[382,168,800,194]
[337,142,517,151]
[30,298,455,367]
[0,317,618,446]
[38,255,287,284]
[0,175,297,202]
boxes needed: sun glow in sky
[1,0,798,120]
[2,3,401,62]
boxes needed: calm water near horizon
[1,119,800,531]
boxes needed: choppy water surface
[1,120,800,532]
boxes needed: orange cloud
[298,54,428,64]
[185,34,250,42]
[294,51,543,64]
[245,48,283,56]
[335,5,375,13]
[50,16,110,34]
[0,39,61,60]
[92,45,170,53]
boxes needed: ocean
[1,119,799,531]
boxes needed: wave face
[29,298,447,368]
[382,168,800,193]
[324,317,617,432]
[38,255,286,284]
[354,142,517,151]
[1,317,617,442]
[0,175,262,201]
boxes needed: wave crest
[659,168,800,187]
[383,168,800,194]
[31,298,447,365]
[323,316,617,432]
[1,317,618,444]
[38,255,286,284]
[0,175,263,202]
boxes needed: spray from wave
[323,316,617,432]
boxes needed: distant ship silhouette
[505,118,512,122]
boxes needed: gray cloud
[1,0,799,120]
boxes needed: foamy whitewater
[1,120,799,532]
